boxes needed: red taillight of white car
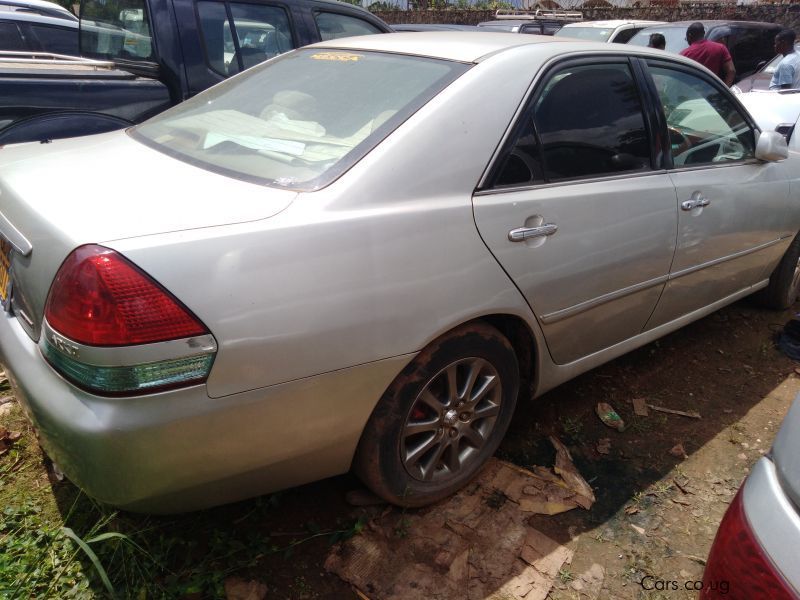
[701,487,799,600]
[42,245,216,394]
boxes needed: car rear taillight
[701,487,799,600]
[42,245,216,395]
[45,245,206,346]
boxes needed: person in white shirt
[770,30,800,90]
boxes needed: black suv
[628,20,783,81]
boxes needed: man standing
[679,22,735,86]
[770,30,800,90]
[648,33,666,50]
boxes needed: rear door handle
[681,196,710,211]
[508,223,558,242]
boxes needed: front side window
[133,49,468,190]
[80,0,154,62]
[648,64,755,167]
[198,1,294,76]
[29,23,79,55]
[314,12,381,41]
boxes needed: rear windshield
[132,49,469,191]
[628,28,689,53]
[79,0,154,62]
[554,27,614,42]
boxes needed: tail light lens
[701,487,799,600]
[42,245,215,395]
[45,245,206,346]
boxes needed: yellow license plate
[0,239,11,303]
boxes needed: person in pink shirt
[679,22,735,86]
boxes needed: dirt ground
[1,297,798,599]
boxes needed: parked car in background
[628,20,783,81]
[391,23,480,32]
[736,90,800,142]
[0,0,391,144]
[733,46,800,93]
[0,0,76,21]
[478,8,581,35]
[734,52,783,93]
[0,32,797,514]
[554,19,665,44]
[0,12,78,54]
[701,393,800,599]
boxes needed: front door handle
[508,223,558,242]
[681,196,711,211]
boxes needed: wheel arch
[474,313,538,403]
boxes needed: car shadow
[48,298,797,598]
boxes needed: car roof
[478,19,562,26]
[313,30,682,63]
[392,23,480,32]
[310,0,385,16]
[0,9,77,26]
[561,20,664,28]
[645,20,781,29]
[0,0,76,20]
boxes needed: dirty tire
[354,322,519,507]
[755,231,800,310]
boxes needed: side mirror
[755,130,789,162]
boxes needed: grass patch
[559,416,585,444]
[0,398,365,599]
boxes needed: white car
[736,90,800,143]
[554,19,665,44]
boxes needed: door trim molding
[669,236,789,281]
[540,274,669,325]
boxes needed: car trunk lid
[0,131,296,341]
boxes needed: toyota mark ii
[0,33,798,512]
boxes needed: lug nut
[449,429,458,438]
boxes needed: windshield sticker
[310,52,362,62]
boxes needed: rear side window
[0,21,26,50]
[28,23,78,54]
[314,12,381,41]
[492,62,650,187]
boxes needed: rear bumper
[742,457,800,594]
[0,310,410,513]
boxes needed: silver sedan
[0,33,798,513]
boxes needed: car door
[641,59,791,328]
[473,58,678,365]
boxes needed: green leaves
[61,527,116,599]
